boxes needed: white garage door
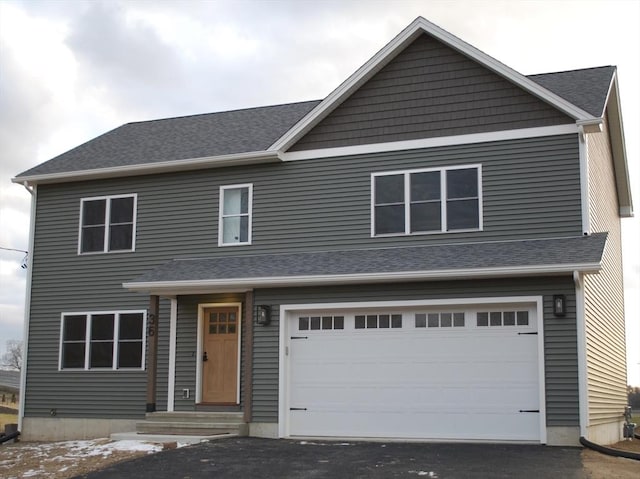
[286,303,541,441]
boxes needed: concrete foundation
[21,417,137,441]
[249,422,278,438]
[586,420,624,445]
[546,427,581,446]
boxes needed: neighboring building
[0,370,20,406]
[13,17,632,445]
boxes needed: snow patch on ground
[408,471,438,477]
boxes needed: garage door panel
[287,306,541,441]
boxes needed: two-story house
[13,17,632,446]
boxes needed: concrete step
[111,431,237,444]
[145,411,244,423]
[137,418,248,436]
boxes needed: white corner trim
[574,271,589,437]
[12,151,280,185]
[535,296,547,445]
[278,304,289,438]
[18,185,37,432]
[579,129,591,235]
[280,125,579,162]
[167,298,178,412]
[270,17,594,152]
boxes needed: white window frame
[371,164,483,237]
[58,310,147,371]
[77,194,138,254]
[218,184,253,246]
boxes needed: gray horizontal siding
[253,277,579,427]
[25,133,581,419]
[290,33,572,151]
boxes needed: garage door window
[355,314,402,329]
[477,310,529,327]
[415,312,465,328]
[299,316,344,331]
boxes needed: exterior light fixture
[553,295,566,317]
[256,305,271,326]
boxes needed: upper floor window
[219,184,252,246]
[79,194,137,254]
[59,311,146,370]
[372,165,481,236]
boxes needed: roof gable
[271,17,599,152]
[289,32,574,151]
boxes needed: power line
[0,246,28,254]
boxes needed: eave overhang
[12,150,281,186]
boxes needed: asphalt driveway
[74,437,587,479]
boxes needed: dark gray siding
[24,133,581,419]
[253,277,579,427]
[290,34,572,151]
[174,293,246,411]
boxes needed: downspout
[574,271,589,439]
[578,125,591,236]
[18,182,36,434]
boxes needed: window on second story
[219,184,252,246]
[372,165,482,236]
[79,194,137,254]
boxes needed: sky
[0,0,638,381]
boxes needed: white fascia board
[11,150,280,186]
[123,262,601,294]
[280,124,579,162]
[270,17,596,152]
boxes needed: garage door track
[74,437,588,478]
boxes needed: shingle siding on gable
[253,277,580,426]
[290,34,573,151]
[584,117,627,428]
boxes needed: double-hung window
[219,184,252,246]
[372,165,481,236]
[79,194,137,254]
[59,311,146,370]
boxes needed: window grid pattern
[79,195,136,254]
[415,312,465,328]
[355,314,402,329]
[299,316,345,331]
[477,310,529,327]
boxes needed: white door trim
[196,302,243,404]
[278,296,546,442]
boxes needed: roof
[0,370,20,391]
[528,66,616,118]
[124,234,607,294]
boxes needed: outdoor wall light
[553,295,566,317]
[256,305,271,326]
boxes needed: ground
[0,438,178,479]
[0,437,638,478]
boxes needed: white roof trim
[280,124,578,162]
[123,262,601,294]
[270,17,597,152]
[12,150,280,185]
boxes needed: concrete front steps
[135,411,248,437]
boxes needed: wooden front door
[202,306,239,404]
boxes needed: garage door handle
[518,332,538,335]
[291,336,308,340]
[519,409,540,413]
[290,407,307,411]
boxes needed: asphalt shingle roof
[0,370,20,391]
[15,66,615,179]
[527,66,615,118]
[128,234,606,285]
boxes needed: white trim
[57,310,147,370]
[278,295,546,442]
[124,262,601,295]
[281,125,579,162]
[270,16,594,151]
[196,302,243,404]
[579,128,591,235]
[19,185,36,432]
[167,298,178,412]
[77,194,138,255]
[218,184,253,247]
[12,151,280,185]
[371,164,483,236]
[574,271,589,437]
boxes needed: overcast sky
[0,0,638,382]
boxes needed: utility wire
[0,246,28,253]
